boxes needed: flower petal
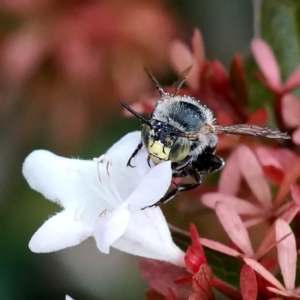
[23,132,151,214]
[112,207,185,265]
[215,203,254,256]
[201,193,261,216]
[237,146,271,209]
[100,131,153,200]
[124,161,172,211]
[251,38,281,88]
[23,150,99,210]
[282,94,300,128]
[29,210,92,253]
[94,204,131,254]
[275,219,296,290]
[243,258,285,291]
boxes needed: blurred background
[0,0,253,299]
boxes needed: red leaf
[229,54,249,106]
[247,109,268,125]
[185,224,207,273]
[262,166,283,185]
[140,258,192,300]
[240,264,257,300]
[189,264,216,300]
[215,111,233,125]
[146,289,167,300]
[201,61,230,95]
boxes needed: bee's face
[141,121,190,164]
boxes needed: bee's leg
[144,169,202,208]
[194,152,225,175]
[127,141,143,167]
[172,155,193,173]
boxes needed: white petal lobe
[94,205,131,254]
[29,210,92,253]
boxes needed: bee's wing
[212,124,290,139]
[172,65,193,96]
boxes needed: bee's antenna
[172,65,193,96]
[144,67,168,98]
[119,100,153,128]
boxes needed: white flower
[23,132,185,266]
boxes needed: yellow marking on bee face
[148,140,171,164]
[165,136,172,143]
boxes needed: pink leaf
[255,206,297,261]
[275,157,300,207]
[267,287,300,298]
[201,193,261,216]
[243,258,285,291]
[218,149,241,195]
[169,40,199,90]
[199,238,241,257]
[291,184,300,206]
[255,147,283,170]
[240,264,257,300]
[282,94,300,127]
[191,28,205,66]
[285,66,300,91]
[215,203,254,256]
[237,146,272,209]
[292,128,300,145]
[243,217,264,228]
[251,38,281,89]
[279,202,299,223]
[256,146,296,171]
[275,219,296,290]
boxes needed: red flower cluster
[135,29,300,300]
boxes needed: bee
[120,67,290,206]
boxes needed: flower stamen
[100,208,107,217]
[93,155,112,182]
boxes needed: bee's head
[141,120,190,164]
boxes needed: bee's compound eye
[169,137,190,162]
[141,124,151,148]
